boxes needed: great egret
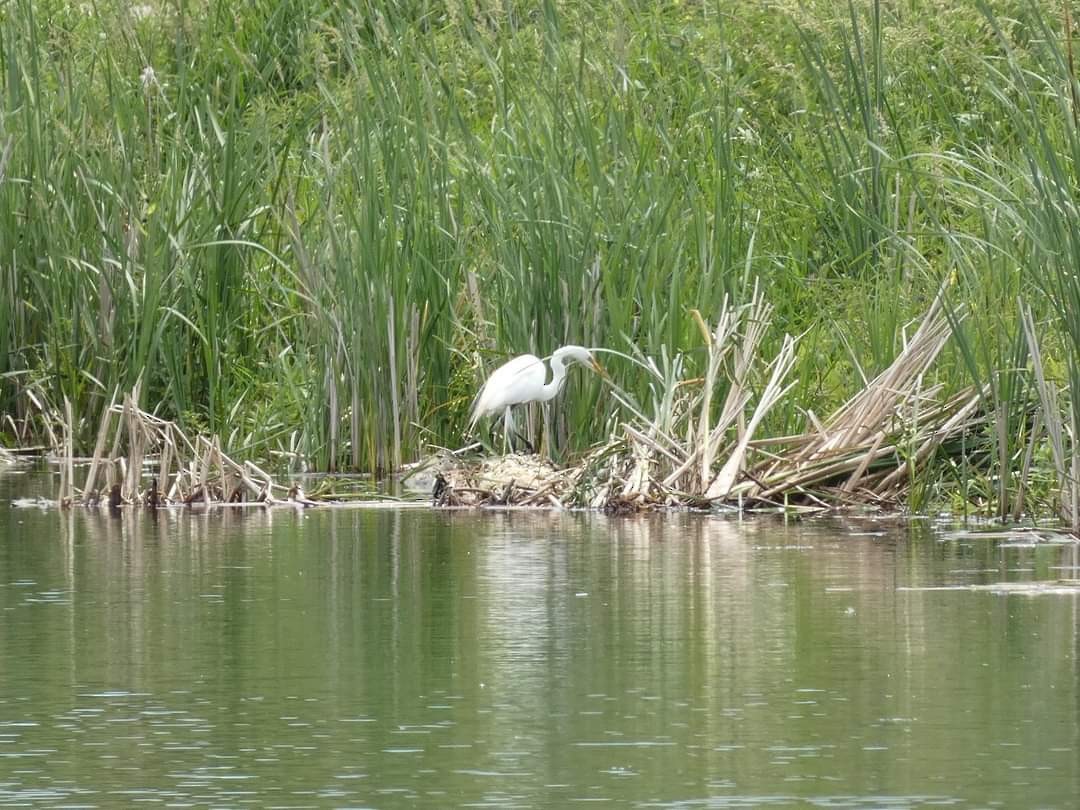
[469,345,603,451]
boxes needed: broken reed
[67,389,284,508]
[3,1,1080,521]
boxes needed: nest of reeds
[431,286,986,513]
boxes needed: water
[2,471,1079,808]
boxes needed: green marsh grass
[2,0,1079,520]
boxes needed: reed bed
[2,0,1080,524]
[433,292,990,512]
[51,293,987,514]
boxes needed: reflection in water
[0,488,1078,807]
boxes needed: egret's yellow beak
[589,356,607,377]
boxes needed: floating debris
[900,582,1080,596]
[940,528,1079,545]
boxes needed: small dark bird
[145,477,161,508]
[432,472,448,504]
[287,484,317,507]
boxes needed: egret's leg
[502,407,514,455]
[513,411,535,454]
[541,402,552,457]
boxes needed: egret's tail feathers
[467,394,485,433]
[468,381,498,432]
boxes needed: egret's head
[554,345,605,375]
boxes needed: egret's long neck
[539,355,569,402]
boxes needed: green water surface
[1,471,1078,808]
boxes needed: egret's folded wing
[469,354,545,427]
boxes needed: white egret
[469,345,603,451]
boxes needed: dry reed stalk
[842,431,886,493]
[158,428,174,499]
[182,457,199,501]
[327,359,339,471]
[813,296,952,455]
[212,448,272,500]
[692,301,737,489]
[756,443,900,499]
[121,392,145,502]
[647,287,779,496]
[620,438,654,501]
[874,389,985,492]
[706,333,798,499]
[65,399,75,503]
[82,387,119,504]
[608,287,831,504]
[406,303,421,438]
[64,391,292,507]
[661,382,751,490]
[196,436,211,496]
[213,435,228,499]
[744,294,956,498]
[59,397,74,506]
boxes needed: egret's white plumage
[469,345,602,445]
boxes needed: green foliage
[1,0,1079,516]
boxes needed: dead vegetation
[20,289,1034,519]
[55,387,301,509]
[433,288,989,514]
